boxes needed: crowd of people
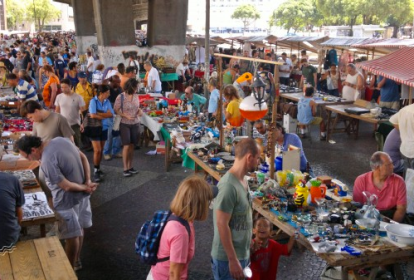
[0,32,159,272]
[0,32,413,280]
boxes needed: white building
[188,0,287,34]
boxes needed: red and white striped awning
[357,47,414,87]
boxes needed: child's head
[209,78,217,91]
[253,217,272,241]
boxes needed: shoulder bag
[112,93,124,132]
[83,99,103,138]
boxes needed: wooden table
[0,160,56,237]
[187,151,223,181]
[0,236,77,280]
[187,152,414,279]
[22,187,56,238]
[252,201,414,280]
[325,104,386,141]
[280,93,354,107]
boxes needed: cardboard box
[283,114,297,133]
[282,149,300,171]
[156,141,166,154]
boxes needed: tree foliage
[6,0,61,32]
[231,4,260,33]
[6,0,26,30]
[270,0,322,33]
[315,0,413,34]
[26,0,61,32]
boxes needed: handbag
[112,94,124,132]
[83,99,103,138]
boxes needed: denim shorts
[211,258,249,280]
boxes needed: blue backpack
[135,210,191,265]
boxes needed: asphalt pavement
[25,121,392,280]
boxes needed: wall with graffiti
[97,45,186,68]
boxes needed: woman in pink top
[114,78,143,177]
[148,176,215,280]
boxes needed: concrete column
[72,0,97,54]
[148,0,188,46]
[92,0,135,47]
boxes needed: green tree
[316,0,413,36]
[231,4,260,34]
[385,0,414,37]
[6,0,26,30]
[270,0,322,33]
[26,0,61,32]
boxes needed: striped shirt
[15,79,38,102]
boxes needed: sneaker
[96,169,104,177]
[128,168,139,174]
[93,172,101,183]
[104,154,112,161]
[123,170,132,177]
[320,135,327,141]
[114,153,123,158]
[74,260,82,271]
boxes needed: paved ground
[25,121,390,280]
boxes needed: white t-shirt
[92,70,103,85]
[92,59,101,72]
[279,58,293,78]
[176,63,188,77]
[128,60,140,80]
[55,93,85,126]
[342,73,361,101]
[87,56,94,72]
[390,104,414,158]
[148,67,162,92]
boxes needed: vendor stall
[352,38,414,58]
[276,36,328,56]
[357,47,414,104]
[186,155,414,280]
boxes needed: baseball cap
[78,71,87,78]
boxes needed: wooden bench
[0,236,77,280]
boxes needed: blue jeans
[211,258,249,280]
[103,117,122,156]
[87,72,93,83]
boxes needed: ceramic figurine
[294,180,310,207]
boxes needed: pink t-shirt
[151,220,195,280]
[353,172,407,210]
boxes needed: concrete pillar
[72,0,97,54]
[148,0,188,46]
[92,0,135,47]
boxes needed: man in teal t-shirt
[181,86,207,113]
[211,138,259,280]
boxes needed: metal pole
[204,0,210,89]
[218,57,224,148]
